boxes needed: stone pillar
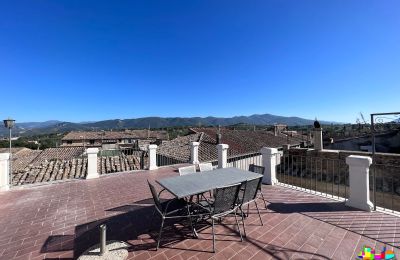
[217,144,229,169]
[345,155,373,211]
[260,147,278,185]
[0,153,10,191]
[190,142,200,165]
[314,128,323,150]
[148,144,158,170]
[86,148,99,179]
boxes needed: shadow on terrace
[40,194,333,260]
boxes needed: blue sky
[0,1,399,123]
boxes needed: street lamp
[3,118,15,188]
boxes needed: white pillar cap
[217,144,229,150]
[190,142,200,147]
[346,155,372,168]
[260,147,278,155]
[86,148,99,154]
[0,153,10,160]
[148,144,158,149]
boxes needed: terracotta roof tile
[157,128,301,163]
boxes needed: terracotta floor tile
[0,167,400,259]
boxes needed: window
[90,140,95,145]
[67,141,72,144]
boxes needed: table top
[156,167,263,199]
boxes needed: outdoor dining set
[147,163,268,253]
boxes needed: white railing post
[86,148,99,179]
[0,153,10,191]
[190,142,200,165]
[345,155,373,211]
[148,144,158,170]
[217,144,229,169]
[260,147,278,185]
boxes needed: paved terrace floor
[1,167,400,260]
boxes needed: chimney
[313,119,323,150]
[216,125,222,144]
[274,125,278,136]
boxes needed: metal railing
[155,144,191,167]
[371,163,400,213]
[276,153,350,200]
[156,154,189,167]
[99,147,147,174]
[227,152,262,171]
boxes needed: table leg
[185,198,199,238]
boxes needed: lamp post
[3,118,15,187]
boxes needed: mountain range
[0,114,338,137]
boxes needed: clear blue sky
[1,1,399,123]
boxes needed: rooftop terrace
[1,166,400,260]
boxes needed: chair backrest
[249,164,265,175]
[213,183,241,214]
[178,165,197,176]
[240,177,262,204]
[147,180,162,211]
[199,163,213,172]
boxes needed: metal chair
[248,164,268,208]
[238,177,263,237]
[197,183,243,253]
[198,163,214,197]
[147,180,195,250]
[178,165,197,176]
[199,162,213,172]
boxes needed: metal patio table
[156,167,263,237]
[156,167,263,199]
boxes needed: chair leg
[247,204,250,216]
[212,218,216,253]
[239,207,247,237]
[234,211,243,242]
[156,217,165,250]
[254,201,263,226]
[259,190,268,209]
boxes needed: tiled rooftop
[1,167,400,260]
[190,128,301,154]
[12,154,143,186]
[158,128,303,163]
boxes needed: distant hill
[0,114,339,137]
[15,120,62,130]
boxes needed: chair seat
[161,198,188,215]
